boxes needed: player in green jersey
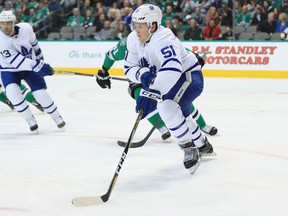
[0,82,44,112]
[96,37,217,140]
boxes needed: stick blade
[72,196,104,207]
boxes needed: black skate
[32,101,44,112]
[27,117,39,132]
[198,137,217,157]
[3,99,14,110]
[54,116,66,129]
[179,142,201,174]
[201,125,218,136]
[158,125,171,140]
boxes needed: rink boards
[39,41,288,78]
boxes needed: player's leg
[190,104,218,136]
[157,99,200,173]
[1,72,38,131]
[129,82,171,140]
[20,82,44,112]
[24,72,65,129]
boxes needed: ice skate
[31,101,44,112]
[201,125,218,136]
[3,99,14,110]
[198,137,217,157]
[54,116,66,129]
[26,116,38,132]
[158,125,171,140]
[179,142,201,174]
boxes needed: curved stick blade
[72,196,104,207]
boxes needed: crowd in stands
[1,0,288,40]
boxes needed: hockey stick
[54,70,128,81]
[71,109,143,206]
[117,117,161,148]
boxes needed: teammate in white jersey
[0,10,65,132]
[124,4,215,174]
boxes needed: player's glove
[193,52,205,68]
[136,88,161,119]
[32,60,54,76]
[96,68,111,89]
[136,67,156,90]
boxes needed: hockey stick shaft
[117,117,162,148]
[54,70,128,81]
[72,109,143,206]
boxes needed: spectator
[95,19,115,40]
[111,13,122,29]
[172,15,183,35]
[67,8,84,27]
[251,5,266,26]
[14,0,24,11]
[80,0,94,17]
[27,8,38,27]
[191,6,206,27]
[206,6,220,26]
[236,5,252,28]
[15,7,28,22]
[83,9,94,28]
[121,6,133,26]
[162,5,175,26]
[115,22,129,39]
[203,19,222,40]
[281,0,288,14]
[220,8,233,26]
[35,1,49,38]
[47,0,62,32]
[199,0,213,15]
[218,0,231,19]
[165,17,178,37]
[27,0,38,10]
[62,0,77,14]
[47,0,61,13]
[184,18,202,40]
[94,13,106,32]
[107,8,119,22]
[275,12,288,33]
[219,25,233,40]
[262,0,273,16]
[257,11,277,34]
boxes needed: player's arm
[96,38,128,89]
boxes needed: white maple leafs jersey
[0,23,42,72]
[124,26,201,96]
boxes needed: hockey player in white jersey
[124,4,215,174]
[0,10,65,132]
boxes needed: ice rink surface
[1,76,288,216]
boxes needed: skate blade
[31,129,39,135]
[200,152,217,157]
[188,158,201,174]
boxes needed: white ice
[1,76,288,216]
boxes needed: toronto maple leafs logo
[139,57,157,76]
[21,46,33,59]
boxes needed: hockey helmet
[0,10,16,23]
[131,4,162,29]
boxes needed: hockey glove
[136,88,161,119]
[136,67,156,90]
[32,60,54,76]
[96,69,111,89]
